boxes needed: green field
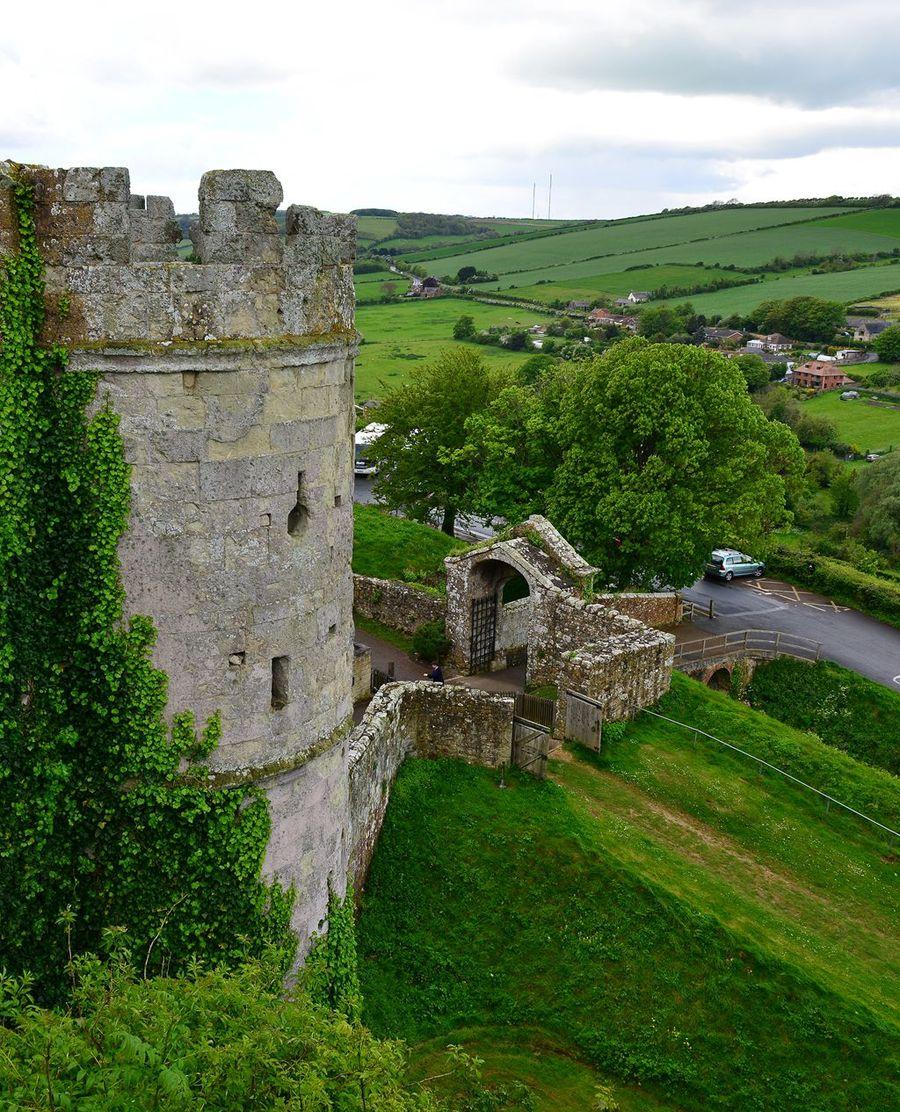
[817,208,900,238]
[649,260,900,316]
[495,263,751,305]
[353,269,411,302]
[406,206,857,279]
[355,297,551,399]
[355,214,400,241]
[802,388,900,452]
[358,673,899,1111]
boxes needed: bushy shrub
[746,658,900,775]
[412,619,450,662]
[0,945,450,1111]
[602,720,628,744]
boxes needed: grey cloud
[514,14,900,107]
[187,61,292,88]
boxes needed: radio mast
[547,172,553,219]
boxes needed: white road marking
[893,674,900,687]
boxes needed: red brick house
[791,360,854,391]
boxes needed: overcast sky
[3,0,900,219]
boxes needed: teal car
[705,549,765,582]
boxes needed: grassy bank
[353,503,465,587]
[358,675,899,1111]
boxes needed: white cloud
[0,0,899,218]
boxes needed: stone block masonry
[347,682,514,889]
[352,574,446,635]
[0,162,359,951]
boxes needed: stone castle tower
[0,164,358,947]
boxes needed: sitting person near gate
[424,661,444,684]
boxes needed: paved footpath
[681,576,900,691]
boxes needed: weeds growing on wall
[0,173,293,1002]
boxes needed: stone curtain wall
[0,165,355,344]
[590,592,682,629]
[353,574,446,635]
[531,590,674,722]
[347,682,514,887]
[557,632,674,728]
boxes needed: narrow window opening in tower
[287,472,308,536]
[334,494,342,507]
[271,655,290,710]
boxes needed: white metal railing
[673,628,821,667]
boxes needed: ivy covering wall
[0,174,293,1002]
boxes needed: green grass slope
[358,675,899,1112]
[652,261,900,316]
[406,207,853,280]
[801,389,900,453]
[352,504,464,587]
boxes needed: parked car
[704,549,765,582]
[865,453,882,462]
[840,390,859,400]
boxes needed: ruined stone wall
[556,631,674,725]
[590,591,682,629]
[353,574,446,636]
[347,682,514,887]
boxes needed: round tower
[1,163,358,948]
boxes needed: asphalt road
[355,475,900,690]
[682,576,900,690]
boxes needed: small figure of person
[424,661,444,684]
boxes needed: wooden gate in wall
[564,690,603,750]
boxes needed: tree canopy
[751,296,845,342]
[371,348,501,534]
[470,339,804,588]
[853,453,900,558]
[873,324,900,363]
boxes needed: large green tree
[853,453,900,558]
[371,348,500,534]
[873,324,900,363]
[752,296,845,342]
[471,339,804,588]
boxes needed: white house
[627,290,650,303]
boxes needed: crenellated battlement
[0,163,356,345]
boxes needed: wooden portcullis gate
[470,592,498,673]
[564,690,603,750]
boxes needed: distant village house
[700,326,743,345]
[791,360,855,392]
[851,318,890,342]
